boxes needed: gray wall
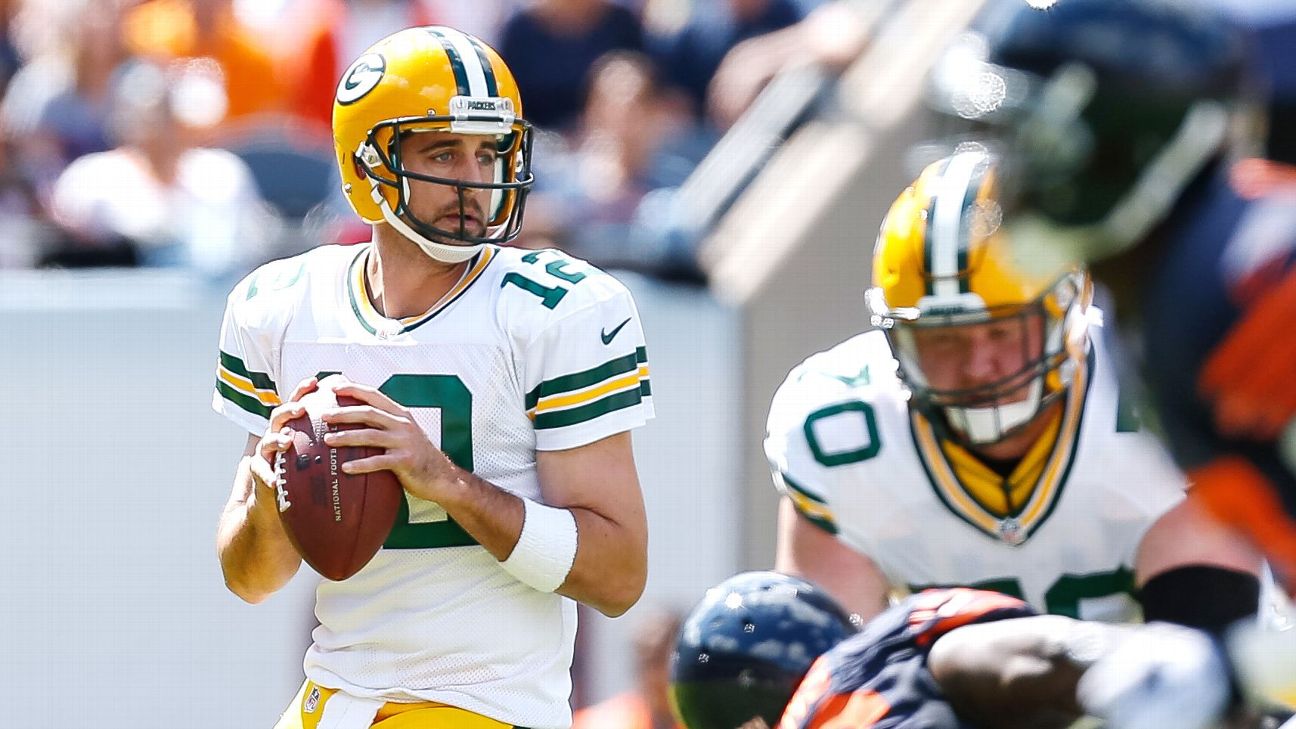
[0,268,741,725]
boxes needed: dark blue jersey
[779,589,1036,729]
[1142,171,1296,515]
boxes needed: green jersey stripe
[217,380,272,419]
[639,379,652,397]
[533,388,643,430]
[801,510,839,535]
[781,474,838,534]
[525,351,640,409]
[780,472,828,505]
[219,351,277,392]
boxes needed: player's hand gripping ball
[274,376,403,580]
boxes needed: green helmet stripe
[465,36,499,98]
[426,28,471,96]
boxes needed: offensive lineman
[213,27,654,729]
[765,150,1260,630]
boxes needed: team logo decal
[996,517,1025,546]
[337,53,385,105]
[304,685,321,713]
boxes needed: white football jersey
[213,243,653,728]
[765,327,1185,622]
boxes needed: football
[274,379,403,581]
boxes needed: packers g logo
[337,53,385,105]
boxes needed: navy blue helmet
[668,572,859,729]
[927,0,1257,261]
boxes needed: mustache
[436,199,486,221]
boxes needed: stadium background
[1,0,1292,726]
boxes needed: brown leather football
[274,383,402,581]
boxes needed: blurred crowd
[0,0,840,283]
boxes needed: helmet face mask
[358,116,534,247]
[874,274,1086,445]
[869,149,1091,447]
[334,27,535,263]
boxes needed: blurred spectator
[234,0,346,131]
[233,0,511,133]
[123,0,284,123]
[0,0,22,96]
[572,608,683,729]
[421,0,513,46]
[47,60,271,277]
[706,0,869,127]
[524,51,701,274]
[1,1,129,194]
[649,0,805,122]
[500,0,644,132]
[0,123,64,269]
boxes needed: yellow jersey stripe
[532,370,645,414]
[350,245,497,333]
[915,353,1091,542]
[788,489,837,523]
[218,366,281,406]
[400,246,496,328]
[529,366,649,414]
[1020,360,1089,525]
[913,418,1003,534]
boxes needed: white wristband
[500,498,578,593]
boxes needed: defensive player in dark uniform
[923,0,1296,593]
[669,574,1237,729]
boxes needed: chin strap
[370,178,485,264]
[360,149,487,262]
[944,379,1043,445]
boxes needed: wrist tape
[500,498,578,593]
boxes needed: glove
[1077,622,1230,729]
[1228,618,1296,710]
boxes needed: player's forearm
[930,616,1091,729]
[217,458,301,603]
[438,469,646,616]
[557,505,647,616]
[775,499,891,622]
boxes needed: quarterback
[765,150,1260,630]
[213,27,653,729]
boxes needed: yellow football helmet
[866,149,1091,444]
[332,26,533,263]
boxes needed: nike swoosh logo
[600,318,632,345]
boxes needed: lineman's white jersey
[765,327,1184,622]
[213,243,654,728]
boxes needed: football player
[765,149,1262,632]
[926,0,1296,583]
[671,574,1237,729]
[920,0,1296,702]
[212,27,655,729]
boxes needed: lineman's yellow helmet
[332,26,533,263]
[866,149,1091,444]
